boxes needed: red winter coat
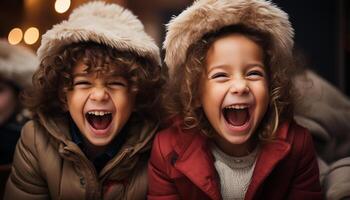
[148,121,323,200]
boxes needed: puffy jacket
[4,113,158,200]
[148,121,323,200]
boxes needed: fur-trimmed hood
[37,1,161,66]
[0,40,38,88]
[164,0,294,72]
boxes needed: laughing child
[148,0,322,199]
[5,2,163,200]
[0,40,38,197]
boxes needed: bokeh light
[8,28,23,45]
[55,0,71,14]
[24,27,40,45]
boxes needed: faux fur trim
[0,40,38,88]
[37,1,161,66]
[164,0,294,72]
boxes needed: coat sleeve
[287,128,324,200]
[147,133,181,200]
[4,121,49,200]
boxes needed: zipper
[62,146,101,200]
[63,146,134,199]
[100,147,132,181]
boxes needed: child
[0,40,38,197]
[148,0,322,199]
[0,40,38,166]
[5,2,163,200]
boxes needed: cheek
[253,83,269,110]
[0,94,10,107]
[119,99,133,112]
[112,92,135,112]
[0,91,17,110]
[201,83,224,105]
[200,84,225,120]
[66,91,86,111]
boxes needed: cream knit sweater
[211,144,259,200]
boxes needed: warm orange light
[24,27,39,45]
[55,0,71,14]
[8,28,23,45]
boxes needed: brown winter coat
[4,113,158,200]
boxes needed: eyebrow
[72,73,89,78]
[72,72,127,82]
[206,64,230,73]
[208,62,264,70]
[246,63,265,69]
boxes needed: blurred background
[1,1,350,198]
[0,0,349,96]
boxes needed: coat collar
[173,128,222,200]
[172,121,292,200]
[37,112,159,178]
[245,122,291,200]
[37,112,158,153]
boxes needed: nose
[229,78,249,95]
[90,87,109,102]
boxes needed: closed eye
[247,70,264,77]
[108,81,127,88]
[74,81,91,86]
[246,68,266,81]
[72,80,91,89]
[210,72,229,79]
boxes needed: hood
[164,0,294,75]
[37,1,161,67]
[0,40,38,88]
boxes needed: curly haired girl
[148,0,322,199]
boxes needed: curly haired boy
[5,2,163,199]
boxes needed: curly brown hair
[164,25,296,141]
[24,42,164,121]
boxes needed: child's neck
[213,136,258,157]
[82,139,108,161]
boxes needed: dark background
[273,0,350,95]
[1,0,349,95]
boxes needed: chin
[87,137,113,147]
[223,133,252,145]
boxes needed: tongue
[226,109,249,126]
[89,115,111,130]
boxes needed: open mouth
[86,111,112,130]
[223,105,250,126]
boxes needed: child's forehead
[72,62,88,73]
[72,61,102,72]
[71,61,124,77]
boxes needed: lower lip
[87,120,112,137]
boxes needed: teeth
[87,111,111,116]
[225,105,249,110]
